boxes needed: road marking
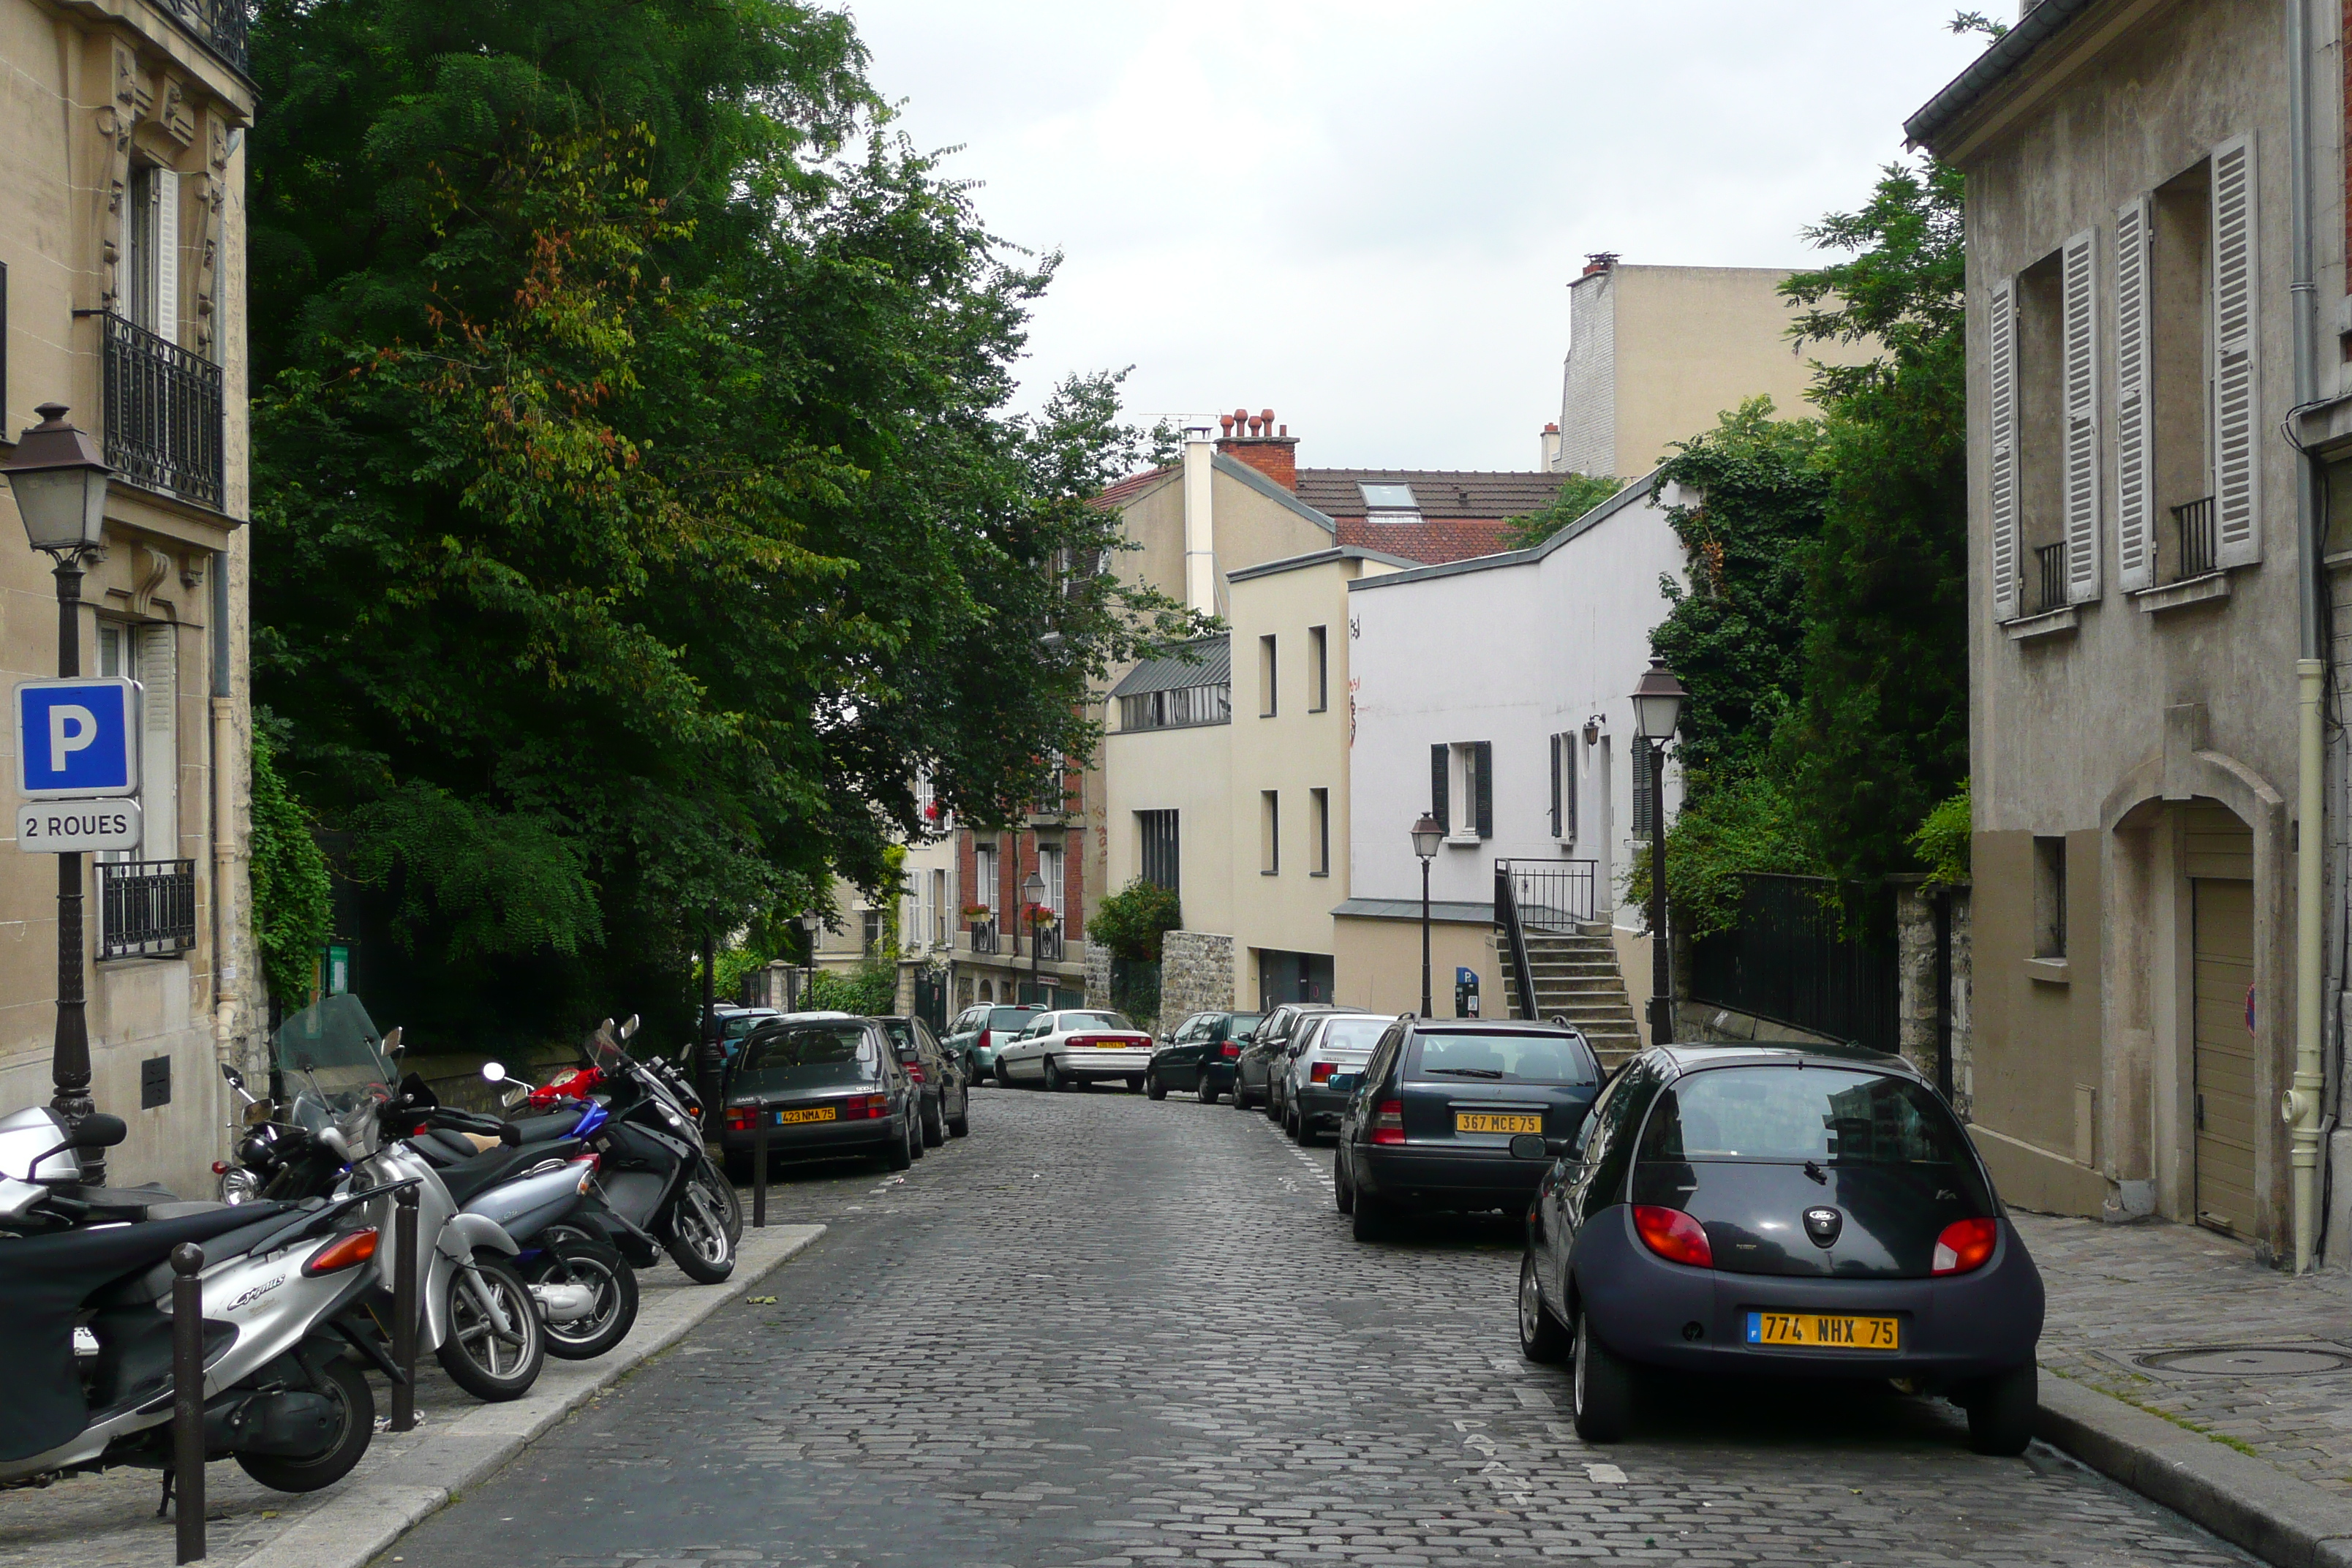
[1256,1112,1338,1188]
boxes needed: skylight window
[1359,482,1418,513]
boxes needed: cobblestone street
[381,1087,2256,1567]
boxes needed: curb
[229,1223,826,1568]
[2039,1374,2352,1568]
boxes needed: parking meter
[1455,966,1480,1018]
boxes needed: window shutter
[1474,742,1494,839]
[155,171,179,346]
[2211,133,2261,566]
[1430,744,1449,834]
[1988,277,2020,619]
[2114,196,2154,590]
[1630,744,1652,838]
[1549,735,1562,838]
[2062,227,2100,602]
[1564,735,1578,843]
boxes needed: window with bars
[1138,810,1180,894]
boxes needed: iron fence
[2032,541,2067,614]
[158,0,248,70]
[102,313,223,508]
[99,859,197,960]
[2172,495,2216,581]
[1686,874,1898,1052]
[1033,922,1065,962]
[1495,858,1597,932]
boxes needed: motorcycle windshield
[273,995,395,1139]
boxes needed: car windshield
[1057,1011,1134,1031]
[742,1022,869,1070]
[1637,1066,1970,1166]
[1315,1017,1389,1053]
[988,1007,1040,1029]
[1409,1031,1594,1085]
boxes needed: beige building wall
[1331,915,1497,1019]
[1103,716,1234,944]
[0,0,257,1197]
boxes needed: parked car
[1232,1002,1340,1112]
[718,1015,923,1177]
[1280,1011,1395,1142]
[1334,1017,1601,1238]
[672,1004,781,1073]
[995,1009,1156,1091]
[944,1003,1045,1085]
[879,1014,970,1146]
[1509,1041,2044,1455]
[1144,1011,1262,1102]
[1269,1009,1385,1128]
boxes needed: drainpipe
[1181,424,1215,617]
[211,552,236,1090]
[2285,0,2324,1272]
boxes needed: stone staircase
[1493,924,1644,1070]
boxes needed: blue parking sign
[17,679,140,799]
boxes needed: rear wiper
[1424,1067,1504,1079]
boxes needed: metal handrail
[1493,857,1598,930]
[1494,864,1539,1022]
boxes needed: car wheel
[1042,1058,1063,1093]
[884,1122,913,1171]
[947,1098,971,1138]
[1231,1079,1252,1110]
[1518,1253,1570,1363]
[1351,1187,1393,1243]
[1964,1363,2037,1457]
[1334,1149,1355,1215]
[908,1112,926,1160]
[1199,1082,1221,1105]
[1146,1071,1167,1101]
[1570,1308,1635,1443]
[995,1060,1012,1088]
[922,1101,945,1147]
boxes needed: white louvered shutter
[1988,278,2020,619]
[2061,229,2100,602]
[2211,134,2260,566]
[2114,197,2154,589]
[155,171,179,346]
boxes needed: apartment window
[97,622,177,864]
[2033,837,2068,959]
[1260,791,1281,875]
[1308,626,1328,712]
[1429,741,1493,841]
[932,868,949,946]
[1138,810,1180,894]
[1038,843,1064,920]
[1549,732,1578,843]
[1310,788,1330,875]
[860,908,884,954]
[1120,683,1230,731]
[973,843,998,918]
[1259,634,1278,717]
[124,163,181,342]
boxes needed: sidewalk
[2021,1211,2352,1565]
[0,1222,824,1568]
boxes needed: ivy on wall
[249,728,332,1009]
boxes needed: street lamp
[1411,813,1442,1016]
[1,404,111,1178]
[1022,870,1047,1006]
[797,910,822,1007]
[1630,658,1687,1045]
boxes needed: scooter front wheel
[437,1252,546,1401]
[233,1356,374,1493]
[529,1235,638,1360]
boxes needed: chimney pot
[1278,424,1286,437]
[1220,414,1235,435]
[1259,408,1275,427]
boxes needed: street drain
[2136,1346,2352,1376]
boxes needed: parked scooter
[0,1112,385,1495]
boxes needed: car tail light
[1931,1218,1999,1276]
[304,1227,380,1277]
[977,1030,992,1052]
[725,1105,758,1131]
[839,1093,892,1120]
[1220,1042,1240,1059]
[906,1065,927,1083]
[1371,1100,1406,1145]
[1632,1205,1713,1268]
[1310,1062,1336,1084]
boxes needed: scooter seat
[55,1184,227,1224]
[507,1109,587,1144]
[437,1144,560,1207]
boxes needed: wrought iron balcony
[968,920,999,955]
[99,859,197,960]
[2171,496,2216,582]
[1033,921,1065,962]
[102,313,224,510]
[156,0,249,73]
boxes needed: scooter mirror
[480,1060,508,1085]
[621,1014,641,1041]
[219,1061,246,1090]
[71,1113,127,1150]
[382,1026,404,1057]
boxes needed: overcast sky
[843,3,1989,472]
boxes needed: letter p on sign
[15,679,139,799]
[48,705,96,772]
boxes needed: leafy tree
[1088,879,1182,963]
[1626,772,1824,938]
[244,1,1199,1047]
[248,726,333,1009]
[1912,781,1972,889]
[1500,472,1626,550]
[807,960,897,1017]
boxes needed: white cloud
[843,1,1987,470]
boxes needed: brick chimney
[1215,405,1298,491]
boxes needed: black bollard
[752,1110,768,1229]
[390,1186,418,1432]
[170,1243,206,1564]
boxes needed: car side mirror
[1327,1074,1358,1096]
[1507,1134,1577,1161]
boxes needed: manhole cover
[2137,1346,2352,1376]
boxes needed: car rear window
[1316,1017,1390,1053]
[1637,1066,1969,1167]
[1225,1013,1262,1040]
[988,1008,1041,1029]
[1408,1032,1595,1085]
[1058,1011,1136,1031]
[881,1020,921,1059]
[742,1022,870,1070]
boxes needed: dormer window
[1359,481,1420,524]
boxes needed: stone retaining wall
[1159,930,1235,1028]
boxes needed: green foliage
[244,0,1203,1045]
[807,960,897,1017]
[1624,772,1825,938]
[249,728,334,1008]
[1949,10,2008,41]
[1912,781,1972,888]
[1088,879,1182,963]
[1500,472,1626,550]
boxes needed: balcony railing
[102,313,224,510]
[157,0,248,73]
[1033,921,1065,962]
[2032,542,2068,614]
[2171,496,2216,582]
[99,859,197,960]
[968,920,999,955]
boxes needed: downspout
[1181,425,1215,617]
[211,552,236,1088]
[2286,0,2324,1272]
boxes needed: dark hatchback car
[1334,1017,1601,1237]
[1233,1003,1339,1112]
[1512,1042,2044,1455]
[720,1016,921,1178]
[1145,1011,1262,1103]
[880,1015,970,1146]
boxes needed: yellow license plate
[776,1106,837,1125]
[1455,1112,1542,1134]
[1746,1311,1899,1349]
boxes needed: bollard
[170,1242,206,1564]
[752,1110,768,1229]
[390,1186,418,1433]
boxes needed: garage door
[2192,874,2257,1237]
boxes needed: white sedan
[995,1009,1157,1092]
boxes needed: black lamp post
[1,405,111,1179]
[797,910,822,1007]
[1630,658,1687,1045]
[1022,870,1047,1006]
[1411,813,1442,1016]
